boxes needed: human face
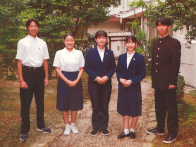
[95,35,107,48]
[26,21,39,38]
[64,35,75,50]
[156,21,171,38]
[126,39,137,53]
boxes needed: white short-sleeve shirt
[53,48,85,72]
[15,34,50,67]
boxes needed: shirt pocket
[37,46,45,58]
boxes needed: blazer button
[156,63,158,65]
[157,55,159,57]
[156,70,158,72]
[158,48,160,50]
[160,41,161,43]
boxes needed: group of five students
[16,17,180,144]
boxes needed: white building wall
[109,0,144,16]
[88,22,123,34]
[173,26,196,87]
[88,21,129,57]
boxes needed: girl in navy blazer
[116,35,146,139]
[84,30,116,136]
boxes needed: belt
[23,65,43,70]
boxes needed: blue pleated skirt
[117,83,142,117]
[56,71,83,111]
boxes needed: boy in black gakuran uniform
[147,17,181,144]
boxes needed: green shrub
[177,75,185,98]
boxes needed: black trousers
[155,88,178,137]
[88,81,112,130]
[20,66,45,133]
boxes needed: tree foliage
[0,0,27,38]
[0,0,27,79]
[130,0,196,43]
[27,0,118,39]
[25,0,118,77]
[129,20,155,75]
[0,0,118,79]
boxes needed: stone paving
[31,76,157,147]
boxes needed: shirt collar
[127,51,135,57]
[64,47,75,53]
[27,34,38,41]
[97,46,105,52]
[159,35,169,40]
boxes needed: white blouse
[127,52,135,69]
[97,47,105,62]
[53,48,85,72]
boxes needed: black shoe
[146,128,164,135]
[36,127,51,133]
[102,129,109,136]
[117,132,130,139]
[130,132,136,139]
[90,129,99,136]
[20,133,28,141]
[163,135,176,144]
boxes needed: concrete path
[32,76,155,147]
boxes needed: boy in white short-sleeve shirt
[16,19,51,142]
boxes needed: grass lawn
[0,72,89,147]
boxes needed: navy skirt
[57,71,83,111]
[117,83,142,117]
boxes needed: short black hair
[64,33,75,40]
[155,17,172,26]
[125,35,137,43]
[26,19,39,28]
[95,30,107,39]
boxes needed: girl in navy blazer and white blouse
[84,30,116,136]
[116,35,146,139]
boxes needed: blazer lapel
[120,53,127,69]
[102,49,109,64]
[128,52,137,70]
[94,47,102,63]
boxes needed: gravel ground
[48,76,154,147]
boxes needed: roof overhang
[116,7,145,19]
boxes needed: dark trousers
[155,88,178,137]
[20,66,45,133]
[88,81,112,130]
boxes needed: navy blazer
[84,46,116,82]
[116,52,146,85]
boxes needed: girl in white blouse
[53,33,84,135]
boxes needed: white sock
[130,128,135,133]
[65,124,70,128]
[124,129,129,135]
[71,123,75,126]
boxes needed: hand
[120,78,127,86]
[124,80,132,87]
[169,85,176,89]
[66,80,74,87]
[101,76,109,83]
[96,76,105,84]
[44,78,49,86]
[20,80,28,89]
[71,80,78,87]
